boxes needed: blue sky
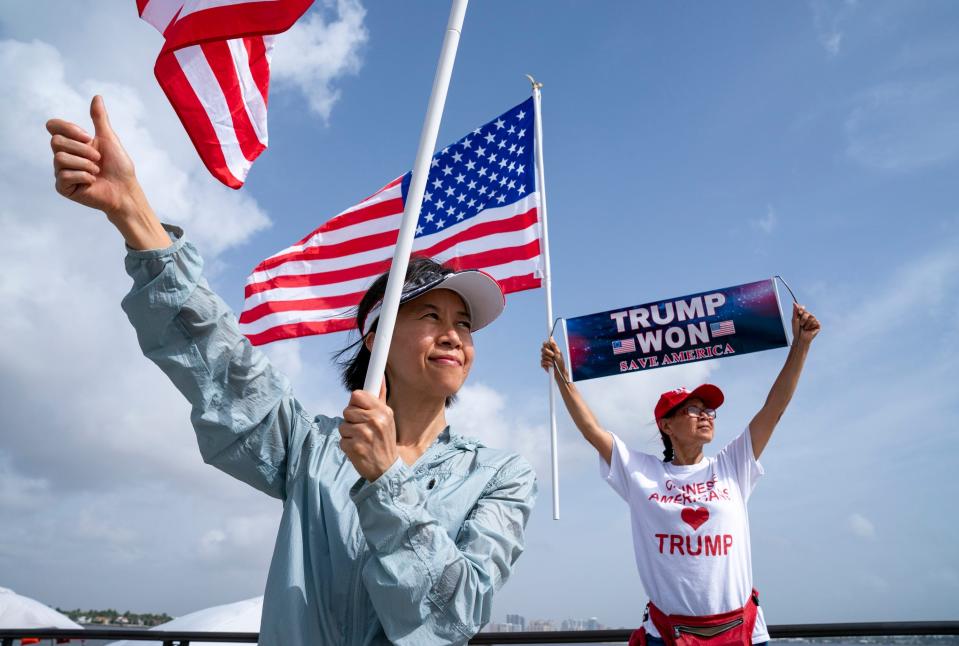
[1,0,958,629]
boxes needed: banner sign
[564,279,788,381]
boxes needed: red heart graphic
[681,506,709,531]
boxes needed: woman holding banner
[541,303,819,646]
[46,96,536,646]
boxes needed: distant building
[505,613,525,629]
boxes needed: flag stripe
[245,319,356,346]
[200,40,265,161]
[172,45,252,183]
[244,36,271,104]
[160,0,314,53]
[240,259,543,340]
[238,290,366,325]
[242,228,541,309]
[253,196,538,275]
[154,50,244,188]
[228,37,269,145]
[240,241,541,324]
[240,255,541,336]
[244,205,539,297]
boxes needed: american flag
[138,0,313,188]
[239,98,544,345]
[612,338,636,355]
[710,320,736,337]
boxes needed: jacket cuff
[351,458,425,553]
[124,223,184,259]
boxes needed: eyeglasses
[682,405,717,420]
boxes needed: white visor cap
[361,269,506,337]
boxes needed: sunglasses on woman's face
[681,405,717,420]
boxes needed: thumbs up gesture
[46,96,137,215]
[46,96,169,250]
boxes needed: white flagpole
[363,0,469,394]
[528,74,560,520]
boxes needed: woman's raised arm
[47,96,318,499]
[748,303,821,459]
[541,338,614,464]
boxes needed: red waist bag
[629,589,760,646]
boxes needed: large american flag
[138,0,313,188]
[239,98,544,345]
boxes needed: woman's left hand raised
[792,302,821,345]
[339,382,399,482]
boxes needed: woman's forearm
[749,339,811,458]
[553,372,613,464]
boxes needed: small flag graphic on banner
[612,338,636,355]
[710,320,736,337]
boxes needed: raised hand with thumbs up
[46,95,170,251]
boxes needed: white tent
[109,596,262,646]
[0,586,82,629]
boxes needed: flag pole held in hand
[363,0,469,395]
[528,75,561,520]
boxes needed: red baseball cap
[654,384,725,420]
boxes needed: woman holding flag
[45,96,536,646]
[541,302,819,646]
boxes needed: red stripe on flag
[306,197,405,237]
[257,206,539,274]
[200,40,265,162]
[418,208,538,258]
[243,274,542,346]
[239,290,365,325]
[154,51,242,189]
[441,239,542,271]
[247,318,355,346]
[245,258,393,298]
[244,36,270,104]
[256,229,401,273]
[136,0,150,16]
[161,0,314,53]
[497,273,542,294]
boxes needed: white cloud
[0,37,275,493]
[844,78,959,172]
[271,0,368,119]
[752,206,777,235]
[810,0,858,56]
[448,358,720,483]
[447,382,559,478]
[846,512,876,539]
[197,514,278,563]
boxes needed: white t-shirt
[600,428,770,644]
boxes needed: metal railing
[1,621,958,646]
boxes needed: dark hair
[334,256,459,407]
[658,402,685,463]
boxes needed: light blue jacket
[120,226,537,646]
